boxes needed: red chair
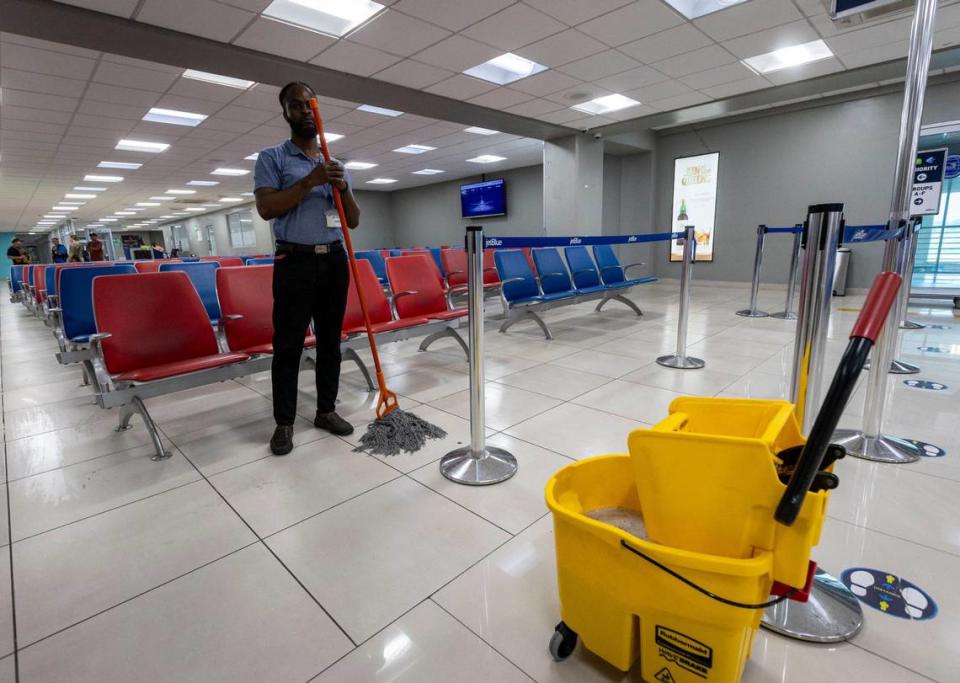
[343,259,430,335]
[216,265,315,354]
[134,261,162,273]
[440,248,501,289]
[89,271,252,459]
[387,255,468,322]
[33,265,47,305]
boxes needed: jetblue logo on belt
[628,236,638,242]
[486,238,503,247]
[568,237,582,245]
[852,229,867,241]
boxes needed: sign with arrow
[911,149,947,216]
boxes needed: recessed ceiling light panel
[464,53,547,85]
[182,69,254,89]
[187,180,220,186]
[84,175,124,183]
[571,93,641,115]
[344,161,378,170]
[742,39,834,74]
[166,189,196,195]
[393,144,436,154]
[98,161,142,169]
[263,0,385,38]
[115,139,169,153]
[64,193,96,199]
[143,107,208,127]
[150,196,176,201]
[211,168,250,176]
[74,186,107,191]
[662,0,747,19]
[356,104,403,117]
[466,155,506,164]
[412,169,444,175]
[367,178,397,184]
[465,127,499,135]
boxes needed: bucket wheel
[549,621,578,662]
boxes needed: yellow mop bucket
[546,455,777,682]
[628,397,826,589]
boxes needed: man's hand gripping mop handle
[308,97,398,418]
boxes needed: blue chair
[592,245,657,288]
[58,265,137,347]
[181,257,201,262]
[159,261,221,324]
[429,248,446,279]
[493,250,553,339]
[10,265,24,297]
[531,248,579,301]
[356,250,388,285]
[388,249,402,257]
[246,257,275,266]
[565,246,647,315]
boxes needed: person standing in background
[67,235,83,262]
[51,238,68,263]
[7,238,30,265]
[87,233,105,261]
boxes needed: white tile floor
[1,281,958,682]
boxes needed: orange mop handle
[309,98,398,416]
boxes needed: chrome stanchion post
[737,224,769,317]
[771,226,802,320]
[762,203,863,643]
[658,225,705,370]
[833,0,937,462]
[440,226,518,485]
[898,217,925,330]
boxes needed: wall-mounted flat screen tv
[461,178,506,219]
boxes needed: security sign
[911,148,947,216]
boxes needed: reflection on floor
[0,281,957,682]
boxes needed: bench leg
[596,292,642,317]
[117,396,172,461]
[343,347,375,392]
[500,310,552,340]
[420,327,469,359]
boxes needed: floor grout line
[1,307,21,682]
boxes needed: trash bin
[833,247,851,296]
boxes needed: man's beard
[290,119,316,139]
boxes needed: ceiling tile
[619,24,714,64]
[0,90,78,111]
[0,69,86,98]
[722,20,821,59]
[99,53,184,74]
[231,85,282,111]
[578,0,685,47]
[836,41,905,69]
[391,0,514,31]
[467,88,535,109]
[166,76,248,103]
[650,91,711,110]
[651,44,737,77]
[694,0,803,42]
[558,49,642,81]
[543,82,613,106]
[152,94,226,116]
[679,62,757,89]
[522,0,634,26]
[84,82,163,108]
[763,56,844,85]
[310,41,402,76]
[78,99,149,120]
[461,3,567,52]
[515,29,608,68]
[794,0,825,17]
[594,65,668,92]
[215,0,272,10]
[347,10,451,57]
[424,74,498,99]
[137,0,255,42]
[566,114,616,129]
[504,98,564,117]
[825,18,913,55]
[625,78,694,102]
[699,74,773,98]
[93,61,181,92]
[505,69,582,97]
[0,43,97,80]
[232,17,336,61]
[411,35,502,73]
[372,60,453,89]
[3,106,72,125]
[52,0,140,18]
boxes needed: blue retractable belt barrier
[844,225,901,243]
[484,231,681,249]
[765,226,803,234]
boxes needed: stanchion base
[769,311,798,320]
[831,430,922,463]
[900,320,925,330]
[736,309,769,318]
[656,354,705,369]
[440,446,518,486]
[863,359,921,374]
[761,569,863,643]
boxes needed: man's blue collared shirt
[253,139,350,245]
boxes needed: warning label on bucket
[655,667,677,683]
[656,626,713,678]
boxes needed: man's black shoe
[314,411,354,436]
[270,425,294,455]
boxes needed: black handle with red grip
[775,272,902,526]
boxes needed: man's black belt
[276,240,344,255]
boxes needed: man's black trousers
[271,245,349,426]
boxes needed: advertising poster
[670,152,719,262]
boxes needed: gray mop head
[353,409,447,456]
